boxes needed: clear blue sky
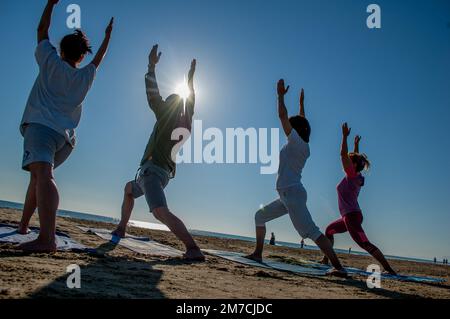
[0,0,449,260]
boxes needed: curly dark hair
[60,30,92,62]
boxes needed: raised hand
[299,88,305,117]
[277,79,290,97]
[342,123,351,137]
[354,135,361,153]
[300,89,305,108]
[188,59,196,89]
[189,59,196,74]
[105,17,114,36]
[149,45,162,67]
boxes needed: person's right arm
[277,79,293,137]
[37,0,59,44]
[341,123,354,171]
[145,45,163,113]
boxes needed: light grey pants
[255,185,323,241]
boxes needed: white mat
[78,227,183,258]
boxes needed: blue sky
[0,0,449,260]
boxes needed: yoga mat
[292,258,446,284]
[203,249,327,277]
[0,223,92,252]
[205,250,445,283]
[78,227,183,258]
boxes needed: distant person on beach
[320,124,396,275]
[434,257,437,263]
[112,45,204,261]
[269,232,276,246]
[16,0,114,253]
[300,239,305,249]
[245,80,347,277]
[348,247,352,254]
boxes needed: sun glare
[175,77,191,101]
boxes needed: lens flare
[175,77,191,101]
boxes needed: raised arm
[37,0,59,44]
[299,88,305,117]
[341,123,353,170]
[277,79,293,137]
[145,45,163,111]
[354,135,361,153]
[90,18,114,68]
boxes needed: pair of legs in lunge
[321,211,396,274]
[247,185,346,276]
[112,162,204,261]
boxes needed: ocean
[0,199,443,266]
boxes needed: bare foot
[244,253,263,263]
[111,226,126,238]
[16,238,57,253]
[326,268,348,278]
[183,247,205,262]
[17,224,31,235]
[319,256,329,265]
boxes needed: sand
[0,208,449,299]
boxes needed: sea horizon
[0,199,445,266]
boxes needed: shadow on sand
[27,241,185,299]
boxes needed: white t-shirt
[20,40,97,146]
[276,130,310,190]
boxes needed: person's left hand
[300,88,305,107]
[105,17,114,36]
[188,59,196,80]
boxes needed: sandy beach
[0,207,449,299]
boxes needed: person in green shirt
[113,45,204,261]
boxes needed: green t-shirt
[141,69,194,178]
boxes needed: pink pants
[325,211,378,254]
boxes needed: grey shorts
[255,185,323,241]
[22,123,73,171]
[129,162,170,212]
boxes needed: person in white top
[16,0,114,253]
[245,79,347,277]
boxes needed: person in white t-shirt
[16,0,114,253]
[245,80,347,277]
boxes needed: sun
[174,77,191,101]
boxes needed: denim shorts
[129,161,170,212]
[22,123,73,171]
